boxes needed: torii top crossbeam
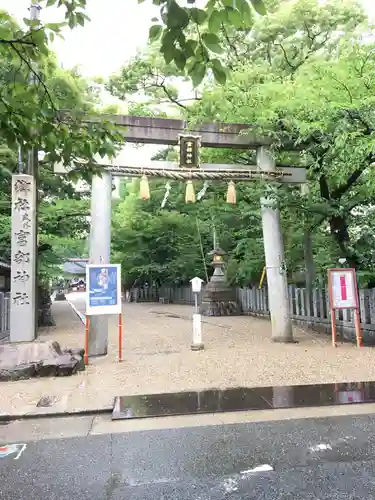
[60,112,295,149]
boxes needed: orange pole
[84,316,89,365]
[118,313,123,362]
[354,308,363,348]
[331,308,337,347]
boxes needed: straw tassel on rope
[226,181,236,205]
[185,179,196,203]
[139,174,150,200]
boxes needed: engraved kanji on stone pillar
[10,174,36,342]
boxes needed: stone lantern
[199,248,242,316]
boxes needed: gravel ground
[1,300,375,416]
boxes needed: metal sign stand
[84,316,90,365]
[85,264,123,364]
[328,268,362,348]
[118,313,123,362]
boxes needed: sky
[0,0,158,77]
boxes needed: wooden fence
[130,285,375,343]
[0,292,10,342]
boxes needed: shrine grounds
[2,294,375,418]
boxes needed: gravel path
[1,299,375,417]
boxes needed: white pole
[257,147,294,342]
[88,172,112,356]
[191,292,204,350]
[194,292,198,314]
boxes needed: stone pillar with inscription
[10,174,36,342]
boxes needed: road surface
[1,411,375,499]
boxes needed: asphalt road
[1,413,375,499]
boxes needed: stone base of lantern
[199,287,242,317]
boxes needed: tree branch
[276,42,297,72]
[221,24,240,60]
[331,169,365,200]
[330,75,353,104]
[319,175,330,200]
[9,41,58,115]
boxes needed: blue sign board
[86,264,121,315]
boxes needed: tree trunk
[329,214,361,268]
[304,230,316,316]
[37,282,55,327]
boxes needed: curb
[67,299,86,324]
[0,406,112,423]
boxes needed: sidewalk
[2,297,375,418]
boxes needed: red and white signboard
[329,269,357,309]
[327,268,362,348]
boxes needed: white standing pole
[88,172,112,356]
[191,291,204,351]
[257,147,294,342]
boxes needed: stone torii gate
[55,115,307,357]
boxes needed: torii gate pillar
[88,171,112,356]
[257,147,294,342]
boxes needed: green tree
[107,0,375,287]
[141,0,267,85]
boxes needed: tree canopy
[106,0,375,288]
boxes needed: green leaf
[238,0,253,28]
[208,10,223,32]
[167,1,189,29]
[161,29,178,63]
[161,28,178,48]
[173,49,187,70]
[189,62,206,87]
[226,7,243,28]
[68,14,76,29]
[46,0,56,6]
[76,12,85,26]
[161,44,176,64]
[210,58,227,84]
[185,39,198,58]
[201,33,224,54]
[149,24,163,40]
[189,8,207,25]
[45,22,63,32]
[250,0,266,15]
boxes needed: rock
[37,395,59,407]
[56,355,79,376]
[38,358,59,378]
[0,363,38,382]
[62,347,85,371]
[0,340,85,381]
